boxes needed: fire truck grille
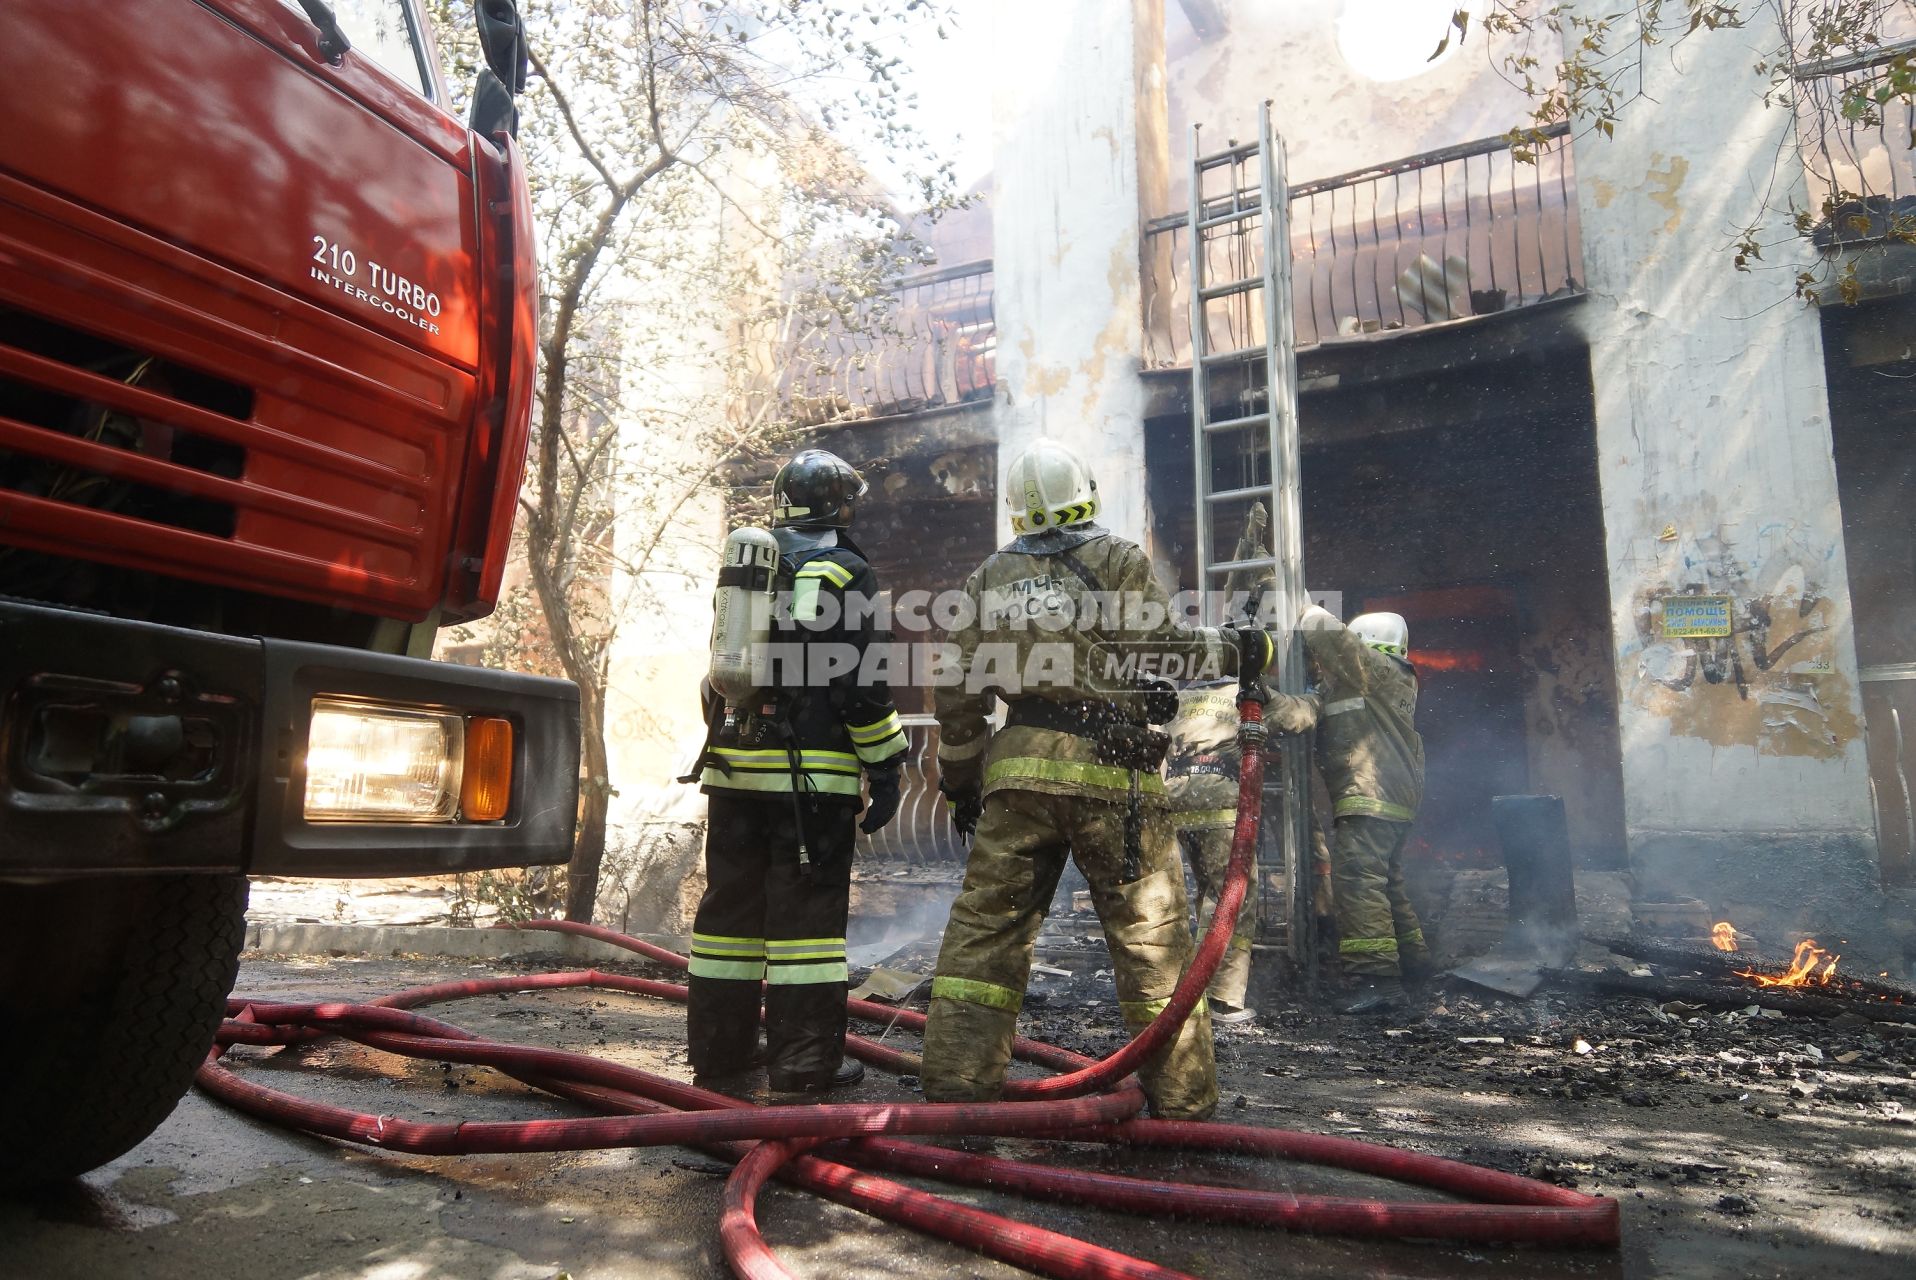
[0,302,442,620]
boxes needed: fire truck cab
[0,0,579,1186]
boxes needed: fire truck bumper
[0,598,580,877]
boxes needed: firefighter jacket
[934,524,1236,807]
[1290,604,1424,822]
[1164,681,1240,828]
[700,530,908,802]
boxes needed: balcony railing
[1794,38,1916,246]
[779,127,1587,427]
[780,260,996,427]
[1143,123,1583,368]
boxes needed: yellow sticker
[1661,595,1732,638]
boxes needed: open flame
[1736,938,1840,988]
[1409,648,1487,673]
[1711,922,1737,952]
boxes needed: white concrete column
[989,0,1162,546]
[1570,13,1879,929]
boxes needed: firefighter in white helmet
[1268,607,1428,1014]
[920,439,1273,1119]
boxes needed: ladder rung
[1201,412,1268,434]
[1199,344,1266,365]
[1198,277,1261,302]
[1208,556,1276,574]
[1204,485,1273,505]
[1196,142,1261,168]
[1197,208,1260,231]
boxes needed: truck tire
[0,873,248,1191]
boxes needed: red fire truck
[0,0,578,1185]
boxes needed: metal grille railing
[855,717,968,869]
[1794,39,1916,244]
[780,261,995,428]
[1145,123,1582,368]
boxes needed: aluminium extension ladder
[1187,100,1314,978]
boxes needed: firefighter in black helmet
[687,449,908,1093]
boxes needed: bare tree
[430,0,961,919]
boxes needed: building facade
[758,0,1916,961]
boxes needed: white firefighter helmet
[1004,439,1099,534]
[1349,612,1410,659]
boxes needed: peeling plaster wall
[1569,13,1881,933]
[988,0,1161,544]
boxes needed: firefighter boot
[1338,976,1405,1016]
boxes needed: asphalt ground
[3,944,1913,1279]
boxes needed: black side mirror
[470,0,527,138]
[293,0,352,64]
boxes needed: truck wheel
[0,874,248,1191]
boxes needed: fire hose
[197,695,1620,1277]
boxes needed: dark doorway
[1826,296,1916,886]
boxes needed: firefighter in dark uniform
[688,450,908,1092]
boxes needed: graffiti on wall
[1627,519,1861,759]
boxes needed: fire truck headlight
[303,698,465,823]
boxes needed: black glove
[940,776,983,846]
[1222,626,1275,682]
[859,765,903,834]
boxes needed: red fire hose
[199,693,1619,1277]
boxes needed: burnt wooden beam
[1548,969,1916,1025]
[1597,935,1916,1004]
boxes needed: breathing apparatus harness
[685,528,870,881]
[995,539,1176,884]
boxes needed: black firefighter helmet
[772,449,867,529]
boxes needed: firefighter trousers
[688,793,854,1089]
[1330,814,1428,979]
[1175,823,1254,1010]
[922,788,1217,1120]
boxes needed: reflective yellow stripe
[766,940,846,962]
[985,757,1169,794]
[1176,808,1237,828]
[689,956,766,981]
[931,975,1024,1012]
[792,578,823,620]
[1227,935,1255,953]
[691,938,767,956]
[1339,937,1400,955]
[1324,696,1366,716]
[1334,796,1416,821]
[796,560,854,587]
[766,961,847,985]
[855,735,907,764]
[711,747,860,771]
[1120,995,1208,1027]
[1397,928,1426,947]
[700,767,862,797]
[692,932,766,949]
[847,713,903,744]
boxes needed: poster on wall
[1660,595,1734,639]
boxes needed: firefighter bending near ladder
[1163,678,1317,1025]
[1268,605,1429,1015]
[686,450,908,1092]
[921,440,1271,1121]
